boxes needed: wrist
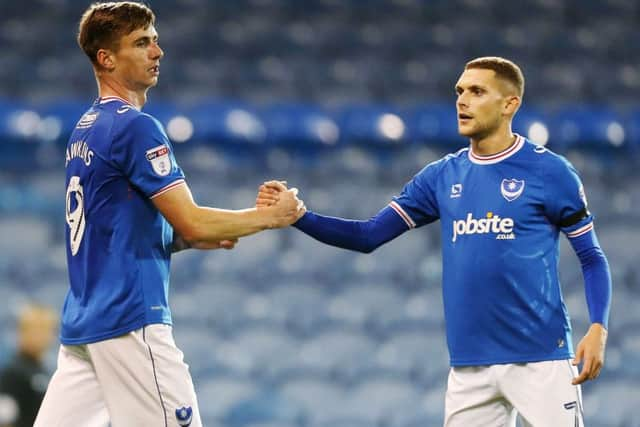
[292,210,311,229]
[255,206,277,229]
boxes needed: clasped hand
[255,180,306,227]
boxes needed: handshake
[255,180,306,229]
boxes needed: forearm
[569,229,612,328]
[581,248,611,327]
[185,205,272,244]
[293,205,408,253]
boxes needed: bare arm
[154,181,303,246]
[171,231,237,252]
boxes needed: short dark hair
[465,56,525,98]
[77,1,155,67]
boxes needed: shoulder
[517,139,576,175]
[113,108,165,140]
[420,147,468,175]
[526,141,578,177]
[408,147,467,190]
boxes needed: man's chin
[457,126,475,137]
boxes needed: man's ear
[96,48,116,71]
[504,95,521,116]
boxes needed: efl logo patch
[500,178,525,202]
[175,405,193,426]
[146,145,171,176]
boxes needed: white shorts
[444,360,584,427]
[34,324,202,427]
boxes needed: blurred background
[0,0,638,426]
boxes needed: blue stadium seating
[1,1,638,426]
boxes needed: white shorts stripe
[35,325,202,427]
[144,327,169,427]
[445,360,584,427]
[389,201,416,229]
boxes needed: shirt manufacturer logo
[450,183,463,198]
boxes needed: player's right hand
[256,180,287,207]
[264,186,305,227]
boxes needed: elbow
[174,221,203,246]
[359,238,380,254]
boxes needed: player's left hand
[191,239,238,250]
[572,322,607,385]
[217,239,237,250]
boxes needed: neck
[470,123,516,156]
[97,74,146,110]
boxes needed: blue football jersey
[391,135,593,366]
[62,96,185,345]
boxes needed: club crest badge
[500,178,525,202]
[175,405,193,427]
[146,145,171,176]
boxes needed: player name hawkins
[452,213,515,242]
[65,140,94,167]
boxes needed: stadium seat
[278,374,350,425]
[1,4,638,427]
[259,103,340,148]
[549,106,630,151]
[582,379,639,427]
[186,100,267,146]
[264,283,332,337]
[345,373,424,424]
[295,328,378,382]
[221,325,301,380]
[404,103,463,148]
[222,391,305,427]
[375,329,449,384]
[336,104,410,147]
[326,283,406,335]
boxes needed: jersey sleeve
[390,161,441,228]
[111,114,185,199]
[544,155,593,238]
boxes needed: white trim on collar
[98,96,136,108]
[468,134,525,165]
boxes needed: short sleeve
[544,156,593,238]
[390,162,441,228]
[112,114,185,198]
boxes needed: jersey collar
[468,134,524,165]
[96,96,138,109]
